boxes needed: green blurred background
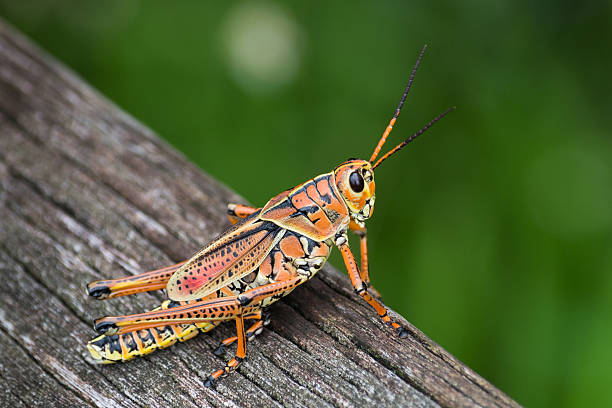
[2,1,610,406]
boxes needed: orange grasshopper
[86,45,454,387]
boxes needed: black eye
[349,171,364,192]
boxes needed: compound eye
[349,171,364,193]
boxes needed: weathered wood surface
[0,20,520,408]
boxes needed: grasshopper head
[334,159,375,222]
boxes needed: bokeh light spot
[220,1,302,95]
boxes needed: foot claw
[203,375,216,388]
[213,344,225,357]
[369,287,382,301]
[262,309,272,325]
[396,327,409,338]
[93,319,118,335]
[86,284,111,299]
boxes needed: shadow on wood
[0,20,520,408]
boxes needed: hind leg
[87,299,220,364]
[213,309,271,356]
[94,277,302,335]
[93,274,303,385]
[204,314,247,387]
[87,261,187,299]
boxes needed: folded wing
[167,218,285,301]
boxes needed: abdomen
[87,299,219,363]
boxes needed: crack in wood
[0,327,92,407]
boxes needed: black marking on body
[241,270,258,284]
[227,280,248,294]
[269,199,293,214]
[305,235,321,254]
[287,197,320,226]
[155,326,174,340]
[194,221,279,264]
[303,187,328,225]
[284,230,318,256]
[304,185,323,207]
[138,329,154,347]
[244,209,262,221]
[314,176,333,204]
[125,334,137,352]
[299,205,320,214]
[107,335,122,354]
[288,188,320,216]
[325,177,337,200]
[269,248,278,280]
[90,335,108,350]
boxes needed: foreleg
[336,234,408,338]
[349,221,381,297]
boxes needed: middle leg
[213,309,271,356]
[204,314,247,388]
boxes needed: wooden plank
[0,19,520,408]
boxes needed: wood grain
[0,20,520,408]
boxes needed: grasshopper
[86,45,454,387]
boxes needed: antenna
[369,44,427,163]
[372,106,455,169]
